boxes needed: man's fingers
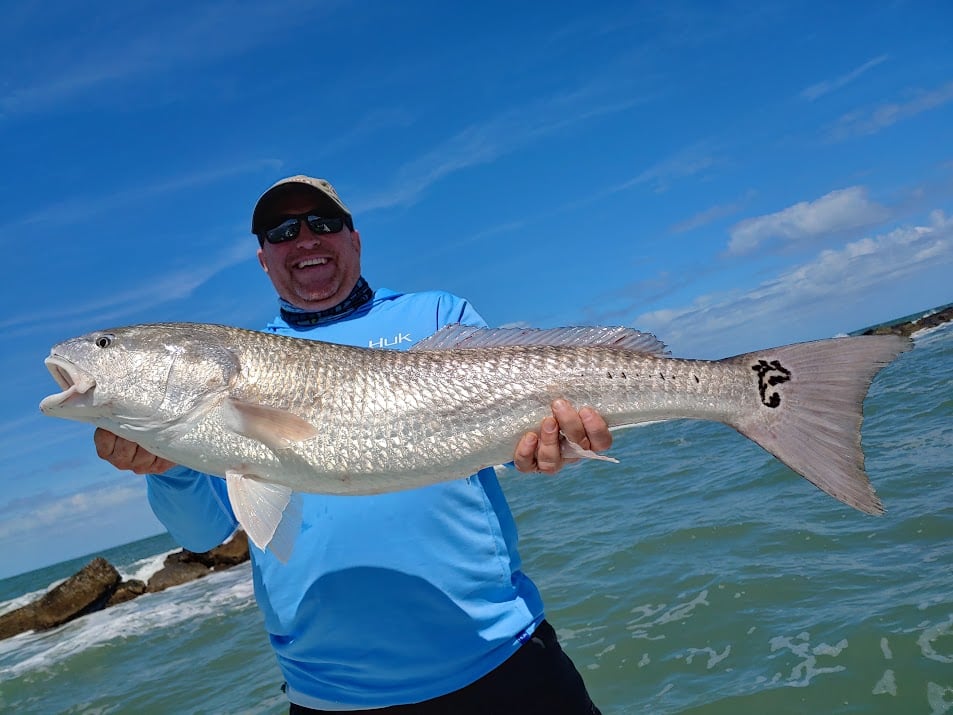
[579,406,612,451]
[93,428,176,474]
[551,399,587,449]
[514,432,539,473]
[108,433,139,469]
[93,428,117,460]
[513,402,613,475]
[535,416,561,474]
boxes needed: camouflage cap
[251,175,352,234]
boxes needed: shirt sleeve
[145,466,238,552]
[437,293,488,331]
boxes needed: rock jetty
[0,530,248,640]
[860,305,953,337]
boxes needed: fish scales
[40,322,912,558]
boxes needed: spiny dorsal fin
[411,325,668,355]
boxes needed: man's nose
[295,222,322,246]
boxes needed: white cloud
[636,210,953,356]
[801,55,889,101]
[0,477,167,578]
[728,186,889,255]
[0,477,151,541]
[826,80,953,141]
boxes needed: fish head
[40,323,241,435]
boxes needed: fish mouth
[39,355,96,413]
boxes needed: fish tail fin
[725,334,912,514]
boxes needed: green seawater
[1,323,951,714]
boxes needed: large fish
[40,322,911,560]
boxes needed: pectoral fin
[223,398,318,451]
[225,471,302,562]
[560,435,619,463]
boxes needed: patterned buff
[279,277,374,327]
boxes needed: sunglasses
[262,214,349,244]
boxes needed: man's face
[256,193,362,311]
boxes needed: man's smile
[294,257,331,269]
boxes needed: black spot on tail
[752,359,791,408]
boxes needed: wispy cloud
[0,475,166,577]
[801,55,889,101]
[0,159,281,232]
[0,477,148,541]
[826,80,953,141]
[545,142,721,218]
[637,210,952,355]
[0,237,252,336]
[0,2,325,118]
[614,143,718,194]
[728,186,889,255]
[353,87,646,213]
[671,191,755,234]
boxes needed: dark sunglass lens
[306,216,345,234]
[265,218,302,244]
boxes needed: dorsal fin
[411,325,668,355]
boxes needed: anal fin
[225,471,302,562]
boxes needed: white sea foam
[0,582,63,617]
[913,320,953,344]
[1,549,182,619]
[0,563,254,680]
[684,644,731,669]
[768,631,848,687]
[118,548,179,583]
[927,681,953,714]
[872,668,897,696]
[918,615,953,664]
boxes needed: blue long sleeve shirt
[145,288,544,709]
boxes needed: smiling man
[94,175,608,714]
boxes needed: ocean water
[1,323,950,714]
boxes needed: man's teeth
[297,258,329,268]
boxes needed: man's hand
[513,399,612,474]
[94,428,177,475]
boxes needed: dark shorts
[288,620,602,715]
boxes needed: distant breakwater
[860,304,953,337]
[0,531,249,640]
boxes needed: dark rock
[185,530,250,569]
[0,557,121,639]
[145,530,248,593]
[0,530,251,640]
[862,305,953,337]
[0,603,39,640]
[33,557,121,628]
[146,553,211,593]
[106,579,147,607]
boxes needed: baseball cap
[251,175,352,234]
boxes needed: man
[94,175,609,713]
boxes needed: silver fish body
[40,322,912,559]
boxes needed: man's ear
[257,247,269,274]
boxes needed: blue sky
[1,1,951,578]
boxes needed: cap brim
[251,176,351,234]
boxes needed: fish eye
[94,334,115,348]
